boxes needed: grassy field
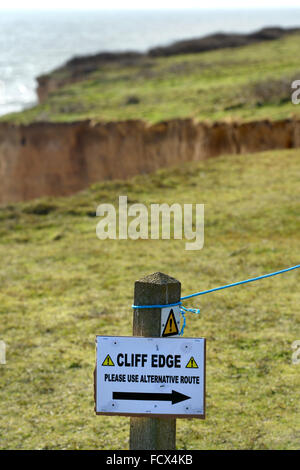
[2,33,300,125]
[0,147,299,449]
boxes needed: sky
[1,1,300,10]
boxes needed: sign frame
[94,335,206,419]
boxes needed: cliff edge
[0,118,299,205]
[36,26,300,103]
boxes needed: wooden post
[129,272,181,450]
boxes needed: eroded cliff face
[0,118,299,204]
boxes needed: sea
[0,8,300,117]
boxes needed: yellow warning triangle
[162,309,179,337]
[186,356,198,368]
[102,354,115,366]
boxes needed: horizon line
[1,6,300,11]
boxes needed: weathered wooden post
[129,272,181,450]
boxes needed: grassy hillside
[0,148,299,449]
[2,33,300,125]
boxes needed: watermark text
[0,341,6,365]
[291,340,300,365]
[291,80,300,104]
[96,196,204,250]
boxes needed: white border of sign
[95,336,206,419]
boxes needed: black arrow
[112,389,190,405]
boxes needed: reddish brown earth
[0,118,299,204]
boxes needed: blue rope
[132,264,300,336]
[179,308,186,336]
[180,264,300,301]
[132,302,200,336]
[179,306,201,336]
[132,301,182,309]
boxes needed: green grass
[0,148,300,449]
[2,33,300,125]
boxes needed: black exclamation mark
[169,318,172,333]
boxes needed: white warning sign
[160,306,181,337]
[95,336,206,418]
